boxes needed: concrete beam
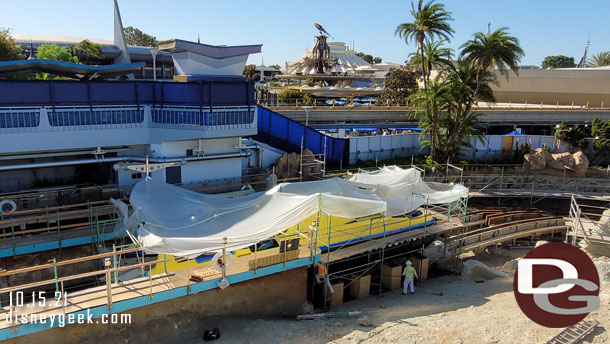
[274,109,610,126]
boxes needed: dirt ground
[173,247,609,344]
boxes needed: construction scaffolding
[310,193,468,310]
[567,195,610,251]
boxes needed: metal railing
[0,228,316,314]
[0,104,256,133]
[0,107,40,131]
[264,98,610,112]
[151,105,255,130]
[49,105,144,129]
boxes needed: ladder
[547,320,598,344]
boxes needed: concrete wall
[348,133,565,164]
[6,267,308,344]
[117,138,244,186]
[491,68,610,106]
[349,133,429,164]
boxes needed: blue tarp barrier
[0,80,254,107]
[254,106,349,166]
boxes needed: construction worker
[402,260,418,295]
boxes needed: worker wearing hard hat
[402,260,418,295]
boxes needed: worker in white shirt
[402,260,418,295]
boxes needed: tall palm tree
[587,51,610,67]
[409,76,450,156]
[408,39,454,78]
[395,0,454,90]
[459,27,524,83]
[442,60,494,162]
[395,0,453,159]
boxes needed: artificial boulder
[547,152,575,170]
[572,151,590,175]
[524,148,551,170]
[271,149,321,180]
[523,149,589,176]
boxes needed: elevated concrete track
[272,107,610,127]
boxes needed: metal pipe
[242,144,263,168]
[0,151,252,172]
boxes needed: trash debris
[358,316,373,327]
[203,327,221,341]
[431,292,443,296]
[296,311,362,320]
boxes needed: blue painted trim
[318,218,436,251]
[0,233,115,258]
[0,255,318,341]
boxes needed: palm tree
[409,76,450,156]
[459,27,524,82]
[408,39,454,78]
[395,0,454,90]
[395,0,454,159]
[587,52,610,67]
[441,60,494,161]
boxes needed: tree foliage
[541,55,575,69]
[243,64,258,82]
[587,52,610,67]
[554,121,588,150]
[592,118,610,151]
[460,27,524,80]
[36,44,79,63]
[408,39,453,74]
[0,28,25,61]
[71,39,104,63]
[123,26,158,47]
[410,60,491,162]
[355,52,382,64]
[395,0,454,159]
[379,66,418,105]
[269,64,281,70]
[395,4,522,163]
[276,87,312,105]
[35,44,79,80]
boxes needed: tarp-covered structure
[114,166,468,257]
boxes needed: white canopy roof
[114,166,468,257]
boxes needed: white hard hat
[406,260,412,265]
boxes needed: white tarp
[114,166,468,257]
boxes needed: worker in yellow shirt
[402,260,418,295]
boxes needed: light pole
[303,106,313,127]
[149,47,159,81]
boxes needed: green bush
[276,87,314,105]
[592,118,610,151]
[554,121,588,149]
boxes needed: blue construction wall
[0,80,254,107]
[255,106,349,166]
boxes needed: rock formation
[271,149,322,180]
[524,149,589,176]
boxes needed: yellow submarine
[149,210,434,275]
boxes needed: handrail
[448,216,559,241]
[0,246,142,278]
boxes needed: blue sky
[1,0,609,67]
